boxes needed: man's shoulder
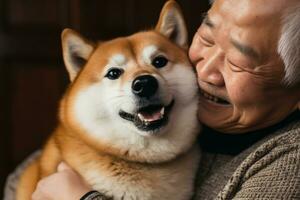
[217,120,300,199]
[259,118,300,150]
[243,116,300,156]
[247,121,300,170]
[194,117,300,200]
[241,119,300,179]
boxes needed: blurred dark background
[0,0,210,197]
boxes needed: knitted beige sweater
[4,114,300,200]
[194,113,300,199]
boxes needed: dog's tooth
[160,107,165,117]
[138,113,145,121]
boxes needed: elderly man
[10,0,300,199]
[188,0,300,198]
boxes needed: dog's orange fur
[16,30,192,200]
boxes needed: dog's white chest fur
[82,145,200,200]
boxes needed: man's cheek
[228,86,251,106]
[227,77,256,104]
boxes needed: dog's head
[60,1,200,163]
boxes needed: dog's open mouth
[119,100,175,132]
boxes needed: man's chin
[197,98,260,134]
[198,112,257,134]
[197,104,246,134]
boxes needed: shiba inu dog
[16,1,201,199]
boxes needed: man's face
[189,0,300,133]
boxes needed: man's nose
[196,48,225,87]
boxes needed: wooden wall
[0,0,210,197]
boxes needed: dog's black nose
[132,75,158,98]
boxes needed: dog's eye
[151,56,168,68]
[105,68,124,80]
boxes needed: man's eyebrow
[202,13,214,28]
[230,38,260,60]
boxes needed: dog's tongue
[138,107,164,122]
[141,111,161,121]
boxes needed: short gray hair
[278,4,300,86]
[209,1,300,86]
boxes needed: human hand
[32,162,92,200]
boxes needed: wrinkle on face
[191,0,300,133]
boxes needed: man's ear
[155,0,188,49]
[61,28,95,82]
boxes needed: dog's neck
[53,124,191,168]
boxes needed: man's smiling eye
[226,58,246,72]
[105,68,124,80]
[151,56,169,68]
[200,36,214,47]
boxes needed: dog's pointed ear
[155,0,188,49]
[61,29,95,82]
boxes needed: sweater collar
[199,111,300,155]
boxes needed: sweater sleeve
[218,132,300,200]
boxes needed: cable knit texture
[4,120,300,200]
[194,119,300,200]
